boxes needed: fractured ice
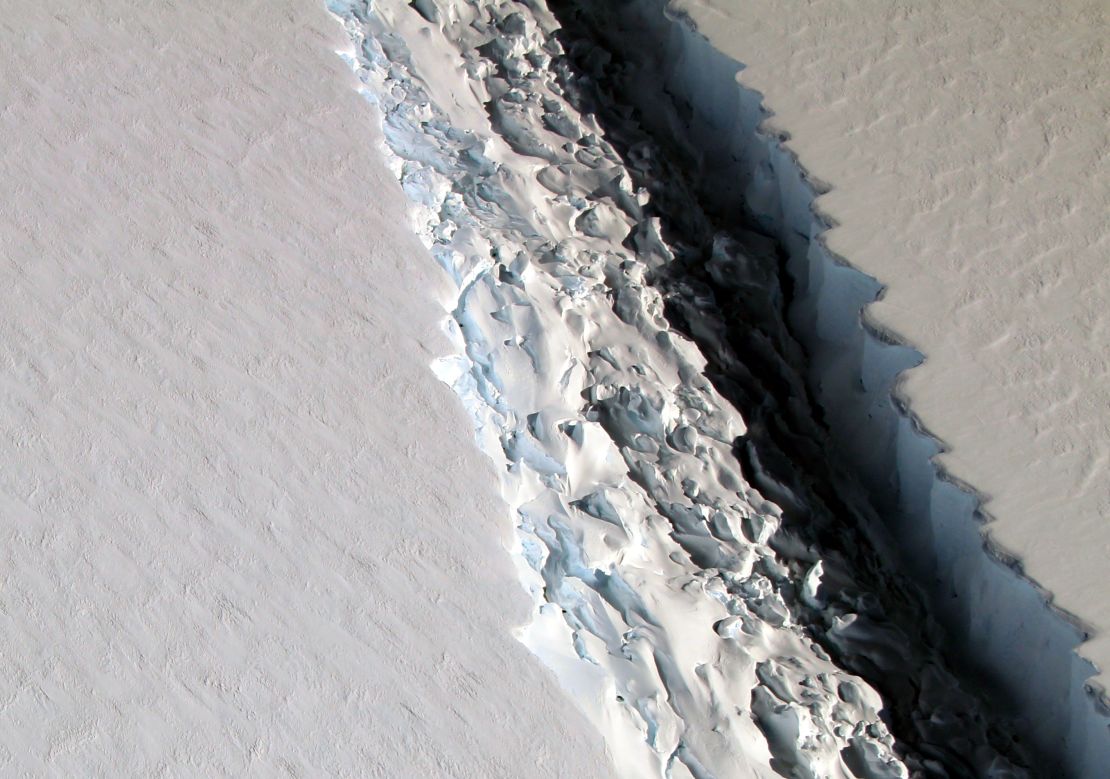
[325,1,1036,776]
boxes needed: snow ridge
[325,1,1034,776]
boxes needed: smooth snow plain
[0,2,612,775]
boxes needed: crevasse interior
[542,1,1109,776]
[324,1,1052,776]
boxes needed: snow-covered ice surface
[6,0,1100,774]
[0,2,614,775]
[324,0,1077,775]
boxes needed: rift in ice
[326,1,1109,776]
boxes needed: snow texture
[0,2,611,775]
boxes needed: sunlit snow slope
[0,2,611,775]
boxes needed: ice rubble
[325,1,1043,776]
[544,1,1110,775]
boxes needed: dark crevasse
[542,0,1108,775]
[326,0,1106,775]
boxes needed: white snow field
[0,2,614,775]
[5,0,1104,775]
